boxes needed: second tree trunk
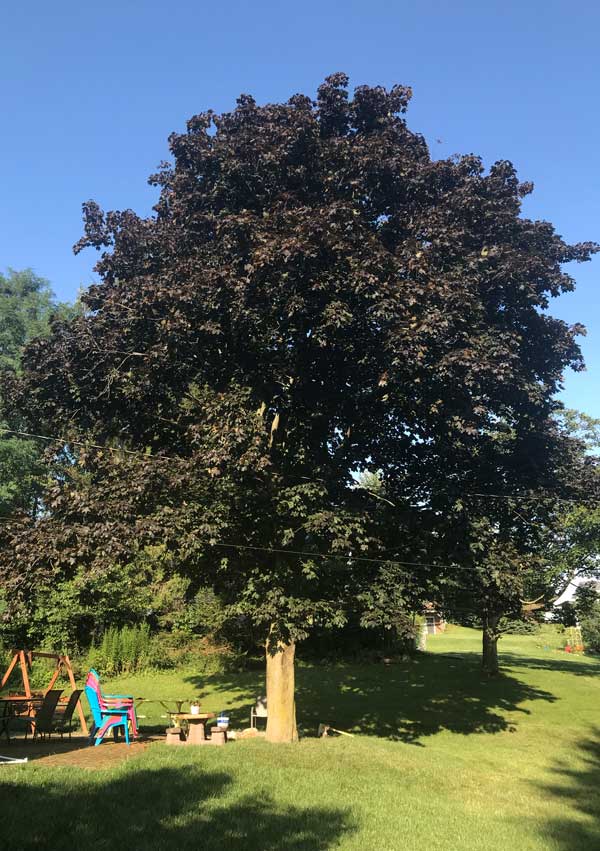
[482,612,500,676]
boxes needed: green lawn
[2,626,600,850]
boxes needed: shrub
[84,625,243,676]
[574,584,600,652]
[87,624,152,675]
[500,617,540,635]
[581,614,600,653]
[147,631,243,674]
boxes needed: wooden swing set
[1,649,88,734]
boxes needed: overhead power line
[1,425,598,508]
[0,428,179,462]
[0,511,586,579]
[189,538,569,576]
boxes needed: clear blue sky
[1,0,598,415]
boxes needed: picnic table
[168,712,215,744]
[0,696,44,741]
[134,698,198,723]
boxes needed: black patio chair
[19,690,63,741]
[51,689,83,740]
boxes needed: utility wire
[8,305,600,508]
[190,538,562,575]
[0,511,585,579]
[3,423,598,509]
[0,428,179,462]
[1,425,599,508]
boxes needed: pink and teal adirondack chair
[85,685,130,746]
[85,669,138,738]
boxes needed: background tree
[443,409,600,673]
[4,75,597,738]
[537,411,600,645]
[0,269,75,517]
[571,581,600,651]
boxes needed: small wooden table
[0,696,43,741]
[169,712,214,744]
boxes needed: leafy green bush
[87,624,152,675]
[84,625,243,676]
[147,631,243,674]
[581,615,600,652]
[158,584,229,636]
[500,617,540,635]
[573,583,600,652]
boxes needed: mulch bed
[2,734,163,770]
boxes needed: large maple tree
[4,74,597,737]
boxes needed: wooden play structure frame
[1,649,88,734]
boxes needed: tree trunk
[482,613,500,676]
[265,633,298,743]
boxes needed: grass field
[2,625,599,850]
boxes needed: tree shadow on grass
[499,653,600,678]
[0,765,353,851]
[185,652,557,745]
[533,726,600,850]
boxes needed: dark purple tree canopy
[2,73,597,646]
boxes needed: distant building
[545,576,600,621]
[423,603,447,635]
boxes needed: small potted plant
[190,700,201,715]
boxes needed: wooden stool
[165,726,185,745]
[209,729,226,746]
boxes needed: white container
[190,703,200,715]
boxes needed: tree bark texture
[482,612,500,676]
[265,635,298,743]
